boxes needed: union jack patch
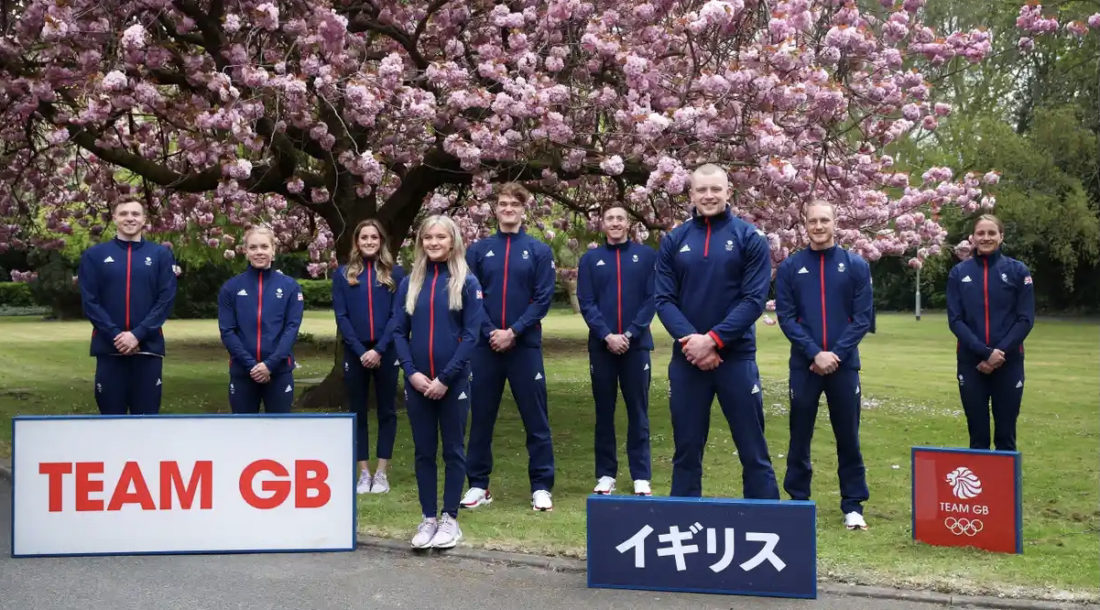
[476,289,483,299]
[297,292,304,301]
[1023,276,1032,285]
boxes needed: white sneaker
[410,517,438,548]
[633,480,652,496]
[356,470,372,495]
[460,487,492,509]
[369,471,390,494]
[593,476,616,495]
[532,489,553,511]
[844,511,868,531]
[429,514,463,549]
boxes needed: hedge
[0,282,33,307]
[298,279,332,309]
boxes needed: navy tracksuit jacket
[947,249,1034,451]
[332,260,406,462]
[217,266,304,413]
[577,240,656,482]
[464,228,556,493]
[775,245,872,514]
[77,238,177,415]
[392,263,483,518]
[655,208,779,499]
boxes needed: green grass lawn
[1,310,1097,599]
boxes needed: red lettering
[107,461,156,511]
[75,462,105,511]
[294,460,331,508]
[39,462,73,512]
[239,459,291,509]
[160,461,213,510]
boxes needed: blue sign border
[586,494,817,599]
[11,413,358,558]
[910,446,1022,554]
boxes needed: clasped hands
[679,333,723,371]
[408,372,449,400]
[976,348,1006,374]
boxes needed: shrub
[0,281,33,306]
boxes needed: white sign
[12,415,355,556]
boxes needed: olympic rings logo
[944,517,984,536]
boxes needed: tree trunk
[564,275,580,314]
[296,339,347,409]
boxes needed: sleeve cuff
[707,330,725,349]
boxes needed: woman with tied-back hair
[217,226,304,414]
[392,215,484,550]
[946,214,1035,451]
[332,219,406,495]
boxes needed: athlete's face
[422,223,453,262]
[357,225,382,259]
[113,201,145,240]
[689,171,729,217]
[245,233,275,269]
[972,220,1003,256]
[804,204,836,250]
[602,207,630,244]
[494,195,525,231]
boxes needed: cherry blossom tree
[0,0,1038,277]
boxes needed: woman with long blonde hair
[332,219,406,494]
[392,215,484,549]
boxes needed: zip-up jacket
[577,240,657,351]
[332,260,406,358]
[77,238,177,356]
[392,263,484,388]
[655,208,770,360]
[947,249,1034,364]
[217,266,304,375]
[466,228,555,348]
[775,245,873,371]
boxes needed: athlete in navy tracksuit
[577,206,657,495]
[462,184,557,511]
[217,228,304,414]
[393,215,483,549]
[655,165,779,499]
[332,220,407,494]
[775,201,873,526]
[947,215,1034,451]
[77,200,177,415]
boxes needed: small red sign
[912,447,1021,554]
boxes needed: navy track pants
[783,367,869,515]
[466,346,555,493]
[667,356,778,499]
[406,375,470,518]
[343,349,399,461]
[590,346,651,481]
[229,370,294,413]
[958,358,1025,451]
[94,355,163,415]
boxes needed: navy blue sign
[587,495,816,599]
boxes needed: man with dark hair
[462,183,558,511]
[655,164,779,499]
[577,206,657,496]
[77,199,177,414]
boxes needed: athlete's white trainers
[369,471,390,494]
[633,480,652,496]
[844,511,868,531]
[593,476,616,495]
[429,514,462,549]
[460,487,492,509]
[411,517,438,549]
[355,470,372,495]
[532,489,554,511]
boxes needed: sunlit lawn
[1,310,1096,599]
